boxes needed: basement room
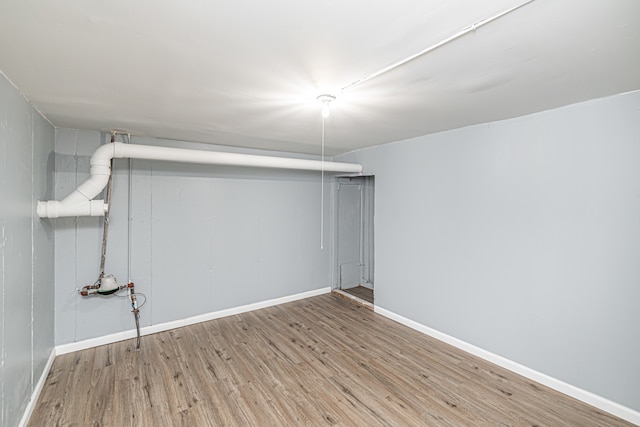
[1,0,639,425]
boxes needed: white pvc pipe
[37,142,363,218]
[341,0,536,91]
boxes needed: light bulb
[317,94,336,118]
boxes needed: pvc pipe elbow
[91,142,117,166]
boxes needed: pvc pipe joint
[37,200,108,219]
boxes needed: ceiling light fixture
[317,94,336,118]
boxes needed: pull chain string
[320,115,325,249]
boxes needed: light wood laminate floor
[30,294,634,426]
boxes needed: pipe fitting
[37,200,107,218]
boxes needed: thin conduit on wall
[37,142,363,218]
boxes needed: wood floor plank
[29,294,635,426]
[342,286,374,304]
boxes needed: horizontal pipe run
[112,143,362,173]
[37,142,363,218]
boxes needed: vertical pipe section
[37,142,363,218]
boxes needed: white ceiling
[1,0,639,156]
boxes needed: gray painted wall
[0,73,55,426]
[337,90,640,411]
[54,131,334,345]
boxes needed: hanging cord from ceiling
[320,114,325,249]
[317,94,335,250]
[341,0,536,92]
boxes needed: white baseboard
[19,348,56,427]
[56,287,331,355]
[374,306,640,426]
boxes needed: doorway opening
[333,175,374,305]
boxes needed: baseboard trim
[374,306,640,426]
[56,287,331,355]
[19,348,56,427]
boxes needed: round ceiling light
[316,94,336,118]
